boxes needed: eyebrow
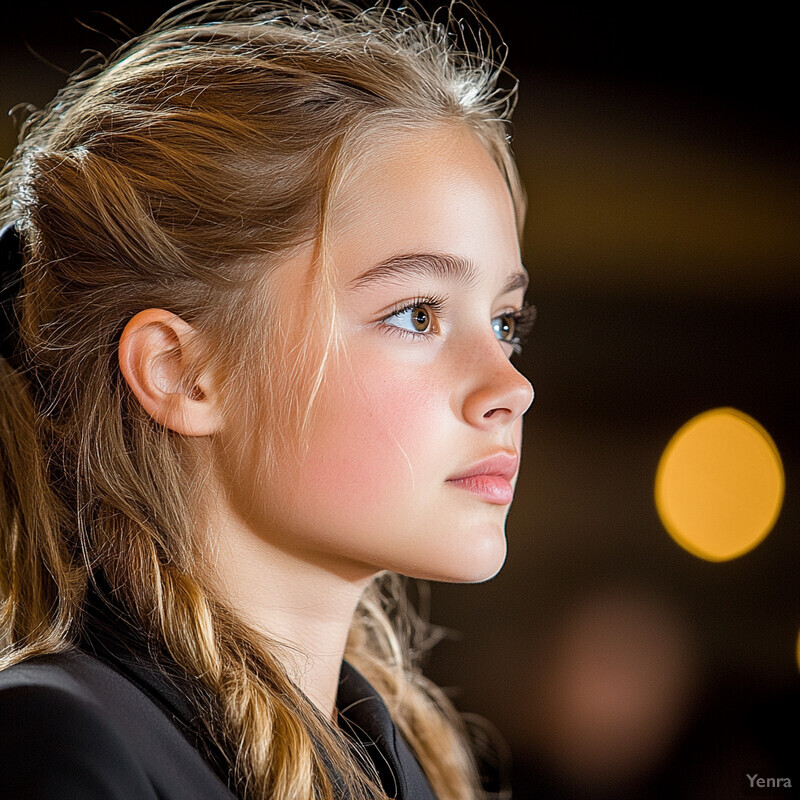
[502,269,529,294]
[347,252,528,295]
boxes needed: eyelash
[379,295,447,340]
[379,297,536,355]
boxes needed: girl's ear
[118,308,222,436]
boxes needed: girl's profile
[0,2,534,797]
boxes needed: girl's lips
[446,474,514,504]
[446,452,518,504]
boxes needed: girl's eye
[492,304,537,355]
[409,306,432,332]
[492,313,516,344]
[384,303,440,335]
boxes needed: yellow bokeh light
[655,408,784,561]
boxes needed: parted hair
[0,2,523,798]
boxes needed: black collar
[336,662,437,800]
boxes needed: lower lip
[446,475,514,504]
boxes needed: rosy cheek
[297,363,444,505]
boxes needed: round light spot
[655,408,784,561]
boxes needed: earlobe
[118,308,221,436]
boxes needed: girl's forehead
[326,126,522,291]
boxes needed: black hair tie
[0,221,24,364]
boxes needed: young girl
[0,2,534,797]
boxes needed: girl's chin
[400,532,508,584]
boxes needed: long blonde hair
[0,3,524,798]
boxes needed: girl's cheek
[297,366,445,500]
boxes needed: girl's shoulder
[0,651,236,800]
[0,652,159,798]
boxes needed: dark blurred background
[2,4,798,798]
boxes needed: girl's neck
[206,513,375,720]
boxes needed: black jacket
[0,634,438,799]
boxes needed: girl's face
[220,126,534,584]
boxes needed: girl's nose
[459,347,534,430]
